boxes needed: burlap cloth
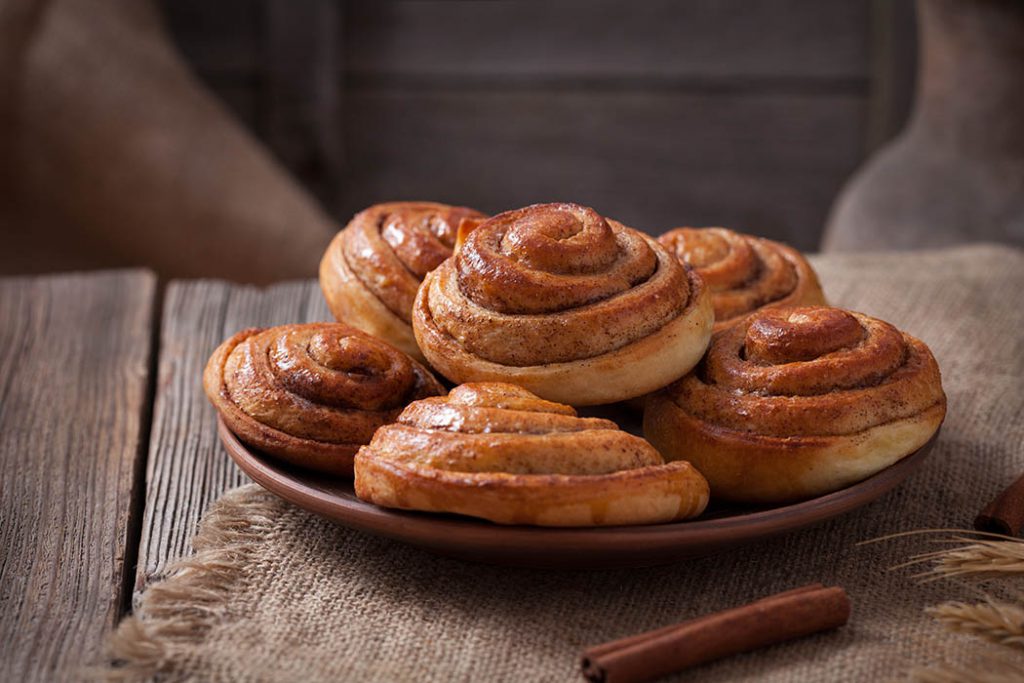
[110,244,1024,682]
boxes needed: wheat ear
[879,534,1024,581]
[927,598,1024,650]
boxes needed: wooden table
[3,250,1018,680]
[0,269,332,682]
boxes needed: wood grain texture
[134,279,331,594]
[0,270,156,682]
[164,0,869,82]
[158,0,888,250]
[342,89,865,250]
[866,0,918,150]
[160,0,260,75]
[345,0,868,81]
[264,0,343,209]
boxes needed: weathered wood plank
[263,0,344,209]
[134,279,330,593]
[158,0,871,250]
[162,0,868,82]
[342,89,865,250]
[0,270,156,682]
[157,0,261,127]
[159,0,261,77]
[346,0,868,82]
[865,0,918,150]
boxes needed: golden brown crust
[354,383,710,526]
[658,227,826,331]
[413,203,714,405]
[203,323,444,476]
[644,306,946,503]
[319,202,485,360]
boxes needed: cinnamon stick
[580,584,850,683]
[975,472,1024,536]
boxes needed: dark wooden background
[160,0,916,251]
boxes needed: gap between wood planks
[117,279,164,618]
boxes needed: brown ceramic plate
[219,418,939,569]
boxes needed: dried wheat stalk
[926,599,1024,650]
[865,529,1024,581]
[864,529,1024,679]
[908,537,1024,581]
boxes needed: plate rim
[218,417,940,550]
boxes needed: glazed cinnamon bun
[644,306,946,503]
[354,383,710,526]
[319,201,486,362]
[413,203,714,405]
[658,227,825,331]
[204,323,444,475]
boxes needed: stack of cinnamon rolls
[204,201,946,526]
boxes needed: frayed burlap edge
[100,486,279,682]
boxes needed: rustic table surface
[0,269,333,682]
[1,249,1019,680]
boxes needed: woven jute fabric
[110,244,1024,682]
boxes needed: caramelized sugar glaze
[355,383,710,526]
[204,323,444,475]
[414,203,714,405]
[320,202,486,361]
[645,306,946,503]
[658,228,825,331]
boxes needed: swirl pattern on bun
[658,227,825,331]
[354,383,710,526]
[204,323,444,475]
[413,203,713,405]
[319,202,486,361]
[644,306,946,503]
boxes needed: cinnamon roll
[644,306,946,503]
[354,383,710,526]
[413,203,714,405]
[204,323,444,475]
[319,202,486,362]
[658,227,825,332]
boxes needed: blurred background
[162,0,916,251]
[1,0,1021,283]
